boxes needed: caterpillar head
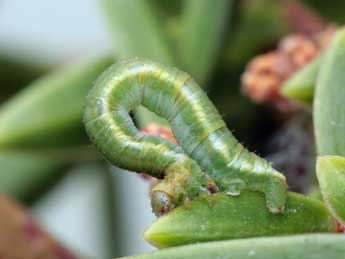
[151,190,175,216]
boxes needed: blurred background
[0,1,155,258]
[0,0,343,258]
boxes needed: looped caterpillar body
[84,58,287,215]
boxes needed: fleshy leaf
[144,192,335,248]
[124,234,345,259]
[314,27,345,156]
[317,156,345,225]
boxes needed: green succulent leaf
[124,234,345,259]
[281,55,320,104]
[317,155,345,225]
[0,56,113,148]
[101,0,175,65]
[314,27,345,156]
[178,0,233,84]
[144,192,335,248]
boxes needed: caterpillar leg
[219,168,287,213]
[263,176,288,213]
[220,177,246,196]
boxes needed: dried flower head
[241,26,336,110]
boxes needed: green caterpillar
[83,58,287,215]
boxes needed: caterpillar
[83,58,287,216]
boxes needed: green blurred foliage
[0,56,113,148]
[224,0,288,69]
[0,151,65,203]
[0,54,49,102]
[302,0,345,23]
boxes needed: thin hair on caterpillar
[84,58,287,216]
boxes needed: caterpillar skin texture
[84,59,287,215]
